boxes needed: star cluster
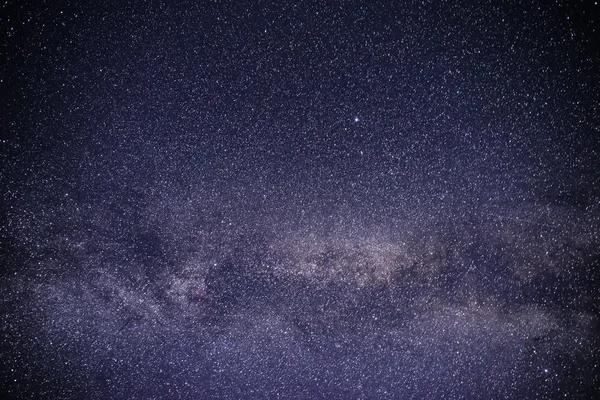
[1,0,599,398]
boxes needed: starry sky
[1,0,600,398]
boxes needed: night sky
[1,0,600,398]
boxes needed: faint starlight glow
[1,0,599,399]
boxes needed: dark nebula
[1,0,599,399]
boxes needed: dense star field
[1,0,599,398]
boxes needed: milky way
[1,0,599,399]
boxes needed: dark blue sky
[1,1,599,398]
